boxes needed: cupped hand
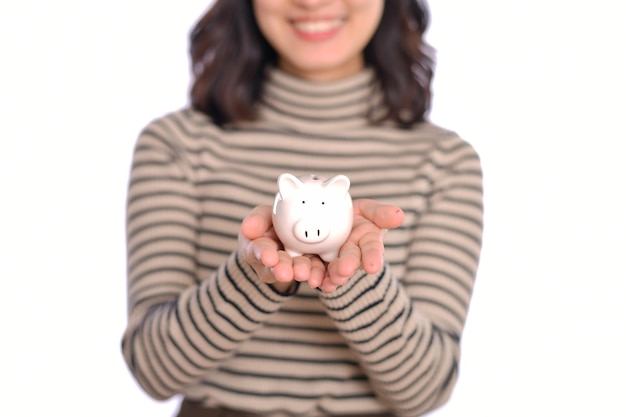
[319,199,405,293]
[239,205,326,292]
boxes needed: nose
[293,220,330,244]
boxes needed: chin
[284,58,360,80]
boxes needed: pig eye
[321,202,325,205]
[302,201,306,204]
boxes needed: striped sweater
[122,68,483,417]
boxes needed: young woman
[121,1,484,416]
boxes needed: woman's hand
[239,205,326,292]
[319,199,405,293]
[239,200,404,293]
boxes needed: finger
[319,277,338,293]
[292,256,312,282]
[256,265,277,284]
[328,243,361,285]
[353,199,405,230]
[359,230,385,274]
[270,250,295,282]
[251,237,280,268]
[241,205,274,240]
[307,256,327,289]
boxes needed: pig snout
[292,219,331,244]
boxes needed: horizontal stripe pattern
[122,68,483,417]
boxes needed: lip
[290,17,345,41]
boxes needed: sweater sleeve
[319,138,483,417]
[121,122,294,400]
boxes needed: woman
[121,1,483,416]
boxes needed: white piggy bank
[272,173,353,262]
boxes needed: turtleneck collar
[256,66,386,132]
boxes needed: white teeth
[293,19,343,34]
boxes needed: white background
[1,1,624,416]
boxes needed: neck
[255,66,386,132]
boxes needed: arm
[319,139,483,416]
[121,124,294,400]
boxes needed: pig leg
[285,248,304,258]
[320,252,338,263]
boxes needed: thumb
[353,199,405,229]
[241,205,274,240]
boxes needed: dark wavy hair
[189,0,435,128]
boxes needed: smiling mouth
[292,19,344,34]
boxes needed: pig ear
[277,173,303,198]
[324,175,350,195]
